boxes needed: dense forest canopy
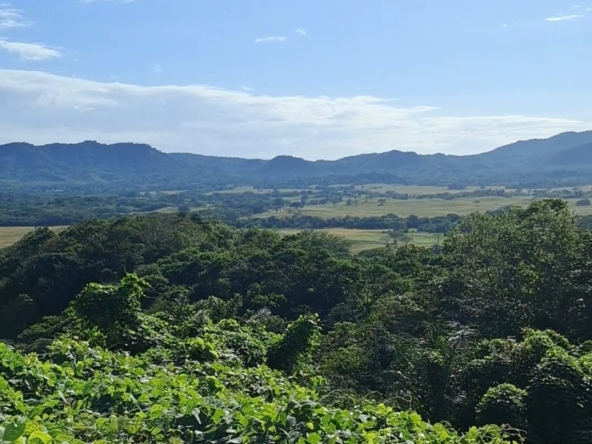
[0,199,592,442]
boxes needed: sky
[0,0,590,160]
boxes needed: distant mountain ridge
[2,131,592,190]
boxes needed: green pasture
[260,195,592,218]
[260,196,528,218]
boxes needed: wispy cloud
[500,21,527,29]
[295,28,307,36]
[503,7,590,28]
[545,14,584,21]
[0,5,33,28]
[0,69,590,159]
[254,36,286,43]
[0,39,62,60]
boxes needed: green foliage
[477,384,528,431]
[72,274,146,347]
[267,314,321,375]
[5,200,592,442]
[527,349,592,444]
[440,200,592,340]
[0,336,513,444]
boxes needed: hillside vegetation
[1,200,592,442]
[3,131,592,190]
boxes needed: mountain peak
[262,155,312,175]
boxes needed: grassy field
[202,184,592,218]
[260,196,528,218]
[205,186,308,195]
[209,184,509,196]
[352,184,508,195]
[0,227,66,249]
[280,228,439,253]
[260,196,592,219]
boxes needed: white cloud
[0,69,590,160]
[0,5,33,28]
[295,28,307,36]
[545,14,584,21]
[254,36,286,43]
[0,40,61,60]
[506,7,591,28]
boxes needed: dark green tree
[267,314,321,374]
[72,273,147,346]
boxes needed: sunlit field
[0,227,66,249]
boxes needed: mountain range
[2,130,592,190]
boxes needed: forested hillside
[1,200,592,442]
[3,131,592,190]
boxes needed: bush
[477,383,528,431]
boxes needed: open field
[209,184,511,196]
[259,196,592,219]
[205,186,308,195]
[260,196,530,218]
[0,227,66,249]
[280,228,439,253]
[143,190,187,196]
[0,227,35,248]
[352,184,508,195]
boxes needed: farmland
[0,227,38,248]
[211,183,592,218]
[3,184,592,250]
[259,196,525,218]
[259,196,592,218]
[0,226,65,249]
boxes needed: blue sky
[0,0,590,159]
